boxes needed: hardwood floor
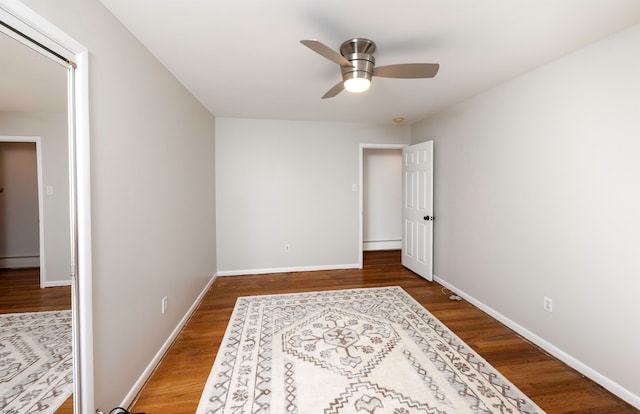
[0,268,71,314]
[0,267,73,413]
[131,251,637,413]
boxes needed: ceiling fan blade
[322,81,345,99]
[301,39,352,67]
[373,63,439,79]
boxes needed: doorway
[0,25,74,413]
[358,143,406,268]
[0,141,40,269]
[363,147,403,251]
[0,136,72,288]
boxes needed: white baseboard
[434,275,640,409]
[0,256,39,268]
[363,240,401,251]
[217,263,360,277]
[41,279,72,287]
[121,273,218,408]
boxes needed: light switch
[351,184,358,192]
[46,186,54,195]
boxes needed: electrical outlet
[162,296,168,314]
[284,244,290,252]
[543,296,553,312]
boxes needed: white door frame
[358,143,407,268]
[0,136,47,282]
[0,2,94,413]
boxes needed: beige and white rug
[197,287,545,414]
[0,310,73,414]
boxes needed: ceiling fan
[300,38,439,99]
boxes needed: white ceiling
[3,1,640,124]
[98,0,640,125]
[0,30,67,112]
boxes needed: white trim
[34,137,46,286]
[358,143,407,269]
[0,256,40,268]
[121,274,218,408]
[74,48,94,414]
[0,3,94,413]
[218,263,360,277]
[0,136,47,284]
[433,274,640,409]
[0,19,71,70]
[42,279,72,287]
[363,240,401,251]
[0,1,77,62]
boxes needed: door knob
[423,216,434,221]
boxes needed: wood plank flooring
[0,268,71,314]
[0,267,73,413]
[131,251,638,413]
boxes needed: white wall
[411,23,640,406]
[216,118,409,274]
[0,111,71,284]
[17,0,217,409]
[363,148,402,251]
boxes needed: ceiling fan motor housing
[299,37,439,98]
[340,38,376,83]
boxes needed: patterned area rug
[197,287,545,414]
[0,310,73,414]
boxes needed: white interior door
[402,141,433,281]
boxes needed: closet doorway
[358,144,405,268]
[0,2,93,412]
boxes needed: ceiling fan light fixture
[300,37,439,99]
[344,77,371,93]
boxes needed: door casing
[358,143,407,268]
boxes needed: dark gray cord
[109,407,145,414]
